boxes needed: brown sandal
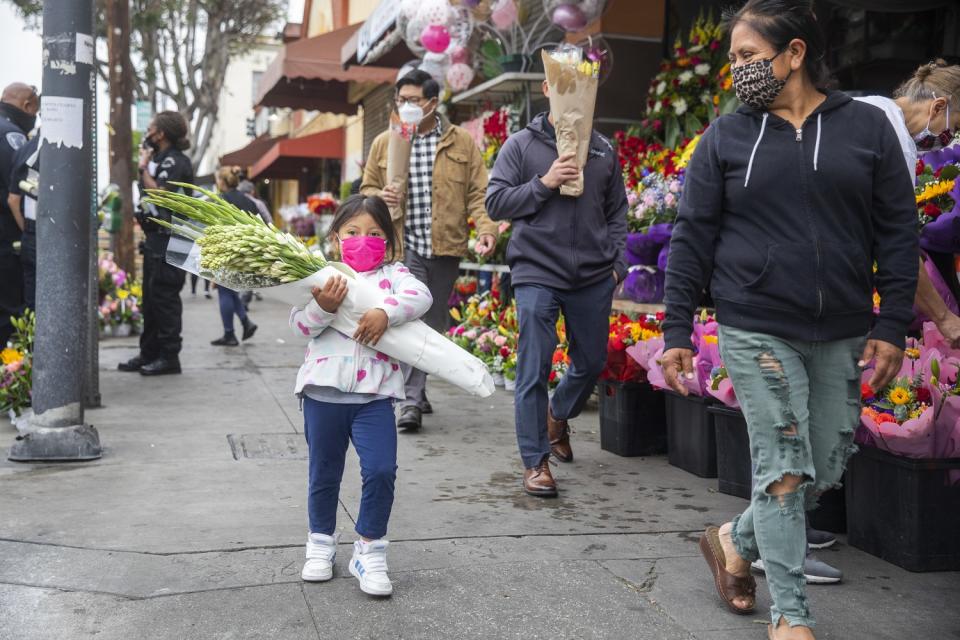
[699,525,757,615]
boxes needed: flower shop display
[856,325,960,462]
[610,14,732,304]
[847,324,960,569]
[642,13,736,149]
[541,44,600,197]
[144,184,494,398]
[1,309,34,418]
[97,252,143,337]
[916,146,960,254]
[468,107,517,265]
[596,313,667,457]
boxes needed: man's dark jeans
[513,277,615,468]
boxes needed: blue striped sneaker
[301,532,339,582]
[349,539,393,596]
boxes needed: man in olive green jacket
[362,70,498,431]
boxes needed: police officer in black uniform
[7,132,39,309]
[118,111,193,375]
[0,83,38,345]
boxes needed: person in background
[237,179,269,307]
[362,69,498,432]
[238,179,272,226]
[210,166,259,347]
[890,61,960,343]
[119,111,193,375]
[190,272,211,299]
[485,83,628,498]
[0,82,38,345]
[7,132,38,309]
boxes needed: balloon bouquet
[396,0,478,93]
[394,1,613,94]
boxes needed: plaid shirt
[405,118,442,258]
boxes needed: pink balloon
[420,23,451,54]
[446,63,475,92]
[450,45,470,65]
[491,0,518,30]
[551,4,588,31]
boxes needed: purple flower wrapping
[622,268,664,303]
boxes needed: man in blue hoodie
[486,86,628,497]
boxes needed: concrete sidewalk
[1,290,957,640]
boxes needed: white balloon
[401,0,420,20]
[419,51,451,86]
[415,0,453,27]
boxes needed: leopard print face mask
[732,56,790,110]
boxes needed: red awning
[256,23,397,112]
[219,134,285,171]
[249,127,346,180]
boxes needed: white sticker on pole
[76,33,94,65]
[40,96,84,149]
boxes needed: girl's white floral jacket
[290,262,432,399]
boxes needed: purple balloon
[551,4,588,32]
[464,0,481,5]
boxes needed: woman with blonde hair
[210,166,259,346]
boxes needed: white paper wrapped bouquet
[144,184,495,398]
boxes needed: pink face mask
[339,235,387,272]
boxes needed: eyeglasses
[395,96,428,107]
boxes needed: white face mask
[398,102,424,125]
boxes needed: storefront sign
[357,0,402,63]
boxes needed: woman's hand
[354,309,389,346]
[312,277,348,313]
[662,347,696,396]
[860,339,904,392]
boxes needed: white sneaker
[301,532,339,582]
[349,539,393,596]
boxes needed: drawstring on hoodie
[744,112,823,187]
[744,113,768,188]
[813,113,822,171]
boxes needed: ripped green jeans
[718,325,864,629]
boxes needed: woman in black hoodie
[661,2,917,639]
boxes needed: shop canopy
[219,134,282,171]
[248,127,346,180]
[256,23,397,113]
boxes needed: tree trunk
[107,0,136,275]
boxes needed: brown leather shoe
[523,457,558,497]
[547,406,574,463]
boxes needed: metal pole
[85,5,101,410]
[9,0,102,461]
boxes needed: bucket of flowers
[848,326,960,571]
[597,313,666,457]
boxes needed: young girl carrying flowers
[291,195,432,596]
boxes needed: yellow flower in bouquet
[677,134,703,169]
[916,179,955,204]
[888,387,912,406]
[130,283,142,299]
[117,289,130,300]
[1,347,23,365]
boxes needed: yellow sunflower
[888,387,912,406]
